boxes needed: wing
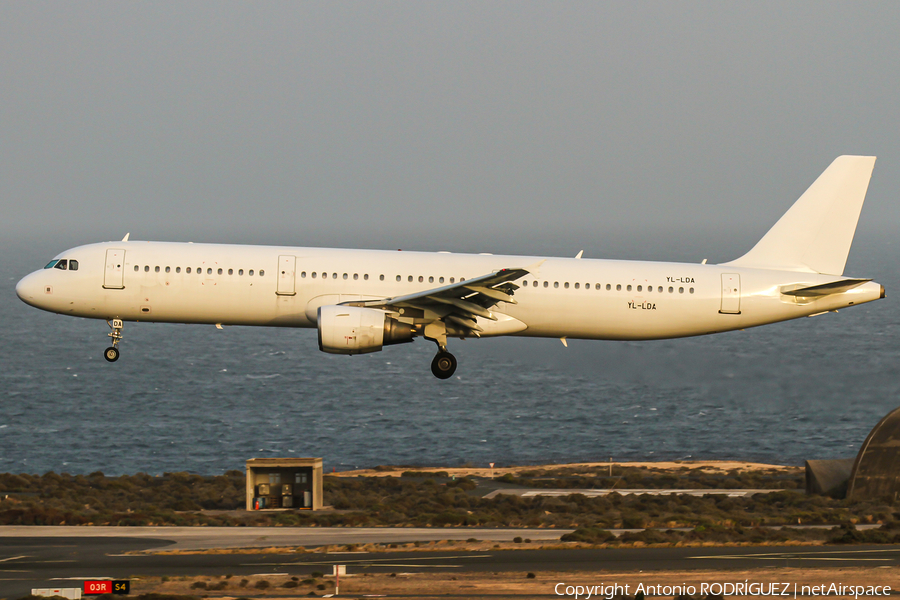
[343,267,532,336]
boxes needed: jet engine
[317,305,415,355]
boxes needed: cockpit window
[44,258,78,271]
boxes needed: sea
[2,237,898,476]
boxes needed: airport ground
[3,461,900,598]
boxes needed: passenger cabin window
[217,268,223,275]
[311,272,317,278]
[186,267,192,274]
[228,268,233,275]
[626,285,632,291]
[364,274,369,280]
[165,266,170,273]
[144,266,150,272]
[260,270,265,276]
[207,268,212,275]
[176,267,181,273]
[249,270,254,276]
[134,265,139,272]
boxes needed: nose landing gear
[104,319,123,362]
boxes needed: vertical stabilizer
[723,155,876,275]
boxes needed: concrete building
[246,458,323,510]
[805,458,854,498]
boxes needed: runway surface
[0,526,571,552]
[3,528,900,597]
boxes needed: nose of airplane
[16,272,42,307]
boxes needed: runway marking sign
[84,580,130,594]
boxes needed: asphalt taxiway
[0,525,571,552]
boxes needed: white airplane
[16,156,884,379]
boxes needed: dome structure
[847,406,900,500]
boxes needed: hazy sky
[3,2,899,263]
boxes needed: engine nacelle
[317,305,415,355]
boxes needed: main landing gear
[424,321,458,379]
[104,319,123,362]
[431,350,457,379]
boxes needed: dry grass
[334,459,798,479]
[148,536,830,557]
[122,567,900,599]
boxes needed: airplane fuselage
[16,240,884,341]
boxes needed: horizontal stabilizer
[782,278,871,297]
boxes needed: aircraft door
[277,255,297,296]
[719,273,741,314]
[103,248,126,289]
